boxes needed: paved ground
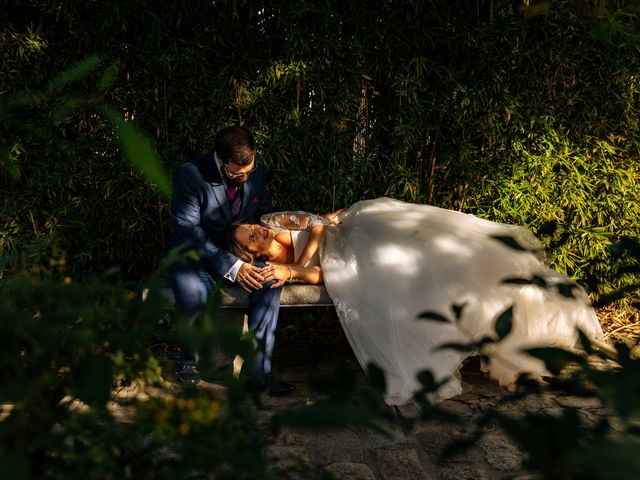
[142,311,611,480]
[233,348,607,480]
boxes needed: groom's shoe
[243,372,295,397]
[264,373,295,397]
[174,358,200,386]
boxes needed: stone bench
[153,284,334,308]
[218,284,333,308]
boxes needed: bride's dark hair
[224,223,256,264]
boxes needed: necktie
[227,185,242,218]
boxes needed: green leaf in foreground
[47,54,101,93]
[525,347,584,375]
[103,106,171,197]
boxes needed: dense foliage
[2,3,640,478]
[2,0,639,292]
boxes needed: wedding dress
[262,198,603,405]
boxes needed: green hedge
[1,0,639,291]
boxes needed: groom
[166,125,294,396]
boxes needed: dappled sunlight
[431,232,476,259]
[372,243,422,276]
[386,210,431,230]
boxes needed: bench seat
[154,284,334,308]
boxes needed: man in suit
[167,125,294,396]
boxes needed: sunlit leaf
[102,106,171,197]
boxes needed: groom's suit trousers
[168,262,282,375]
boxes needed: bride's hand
[260,263,290,288]
[322,208,345,224]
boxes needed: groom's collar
[194,152,224,185]
[213,152,231,188]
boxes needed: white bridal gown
[264,198,603,405]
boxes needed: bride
[226,197,603,405]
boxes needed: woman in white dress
[227,198,603,405]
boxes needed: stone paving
[251,352,608,480]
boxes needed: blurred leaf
[503,277,536,286]
[77,353,114,409]
[525,347,583,375]
[416,370,439,392]
[594,283,640,307]
[440,433,481,461]
[270,400,382,433]
[102,106,171,197]
[578,328,593,355]
[366,362,387,394]
[491,235,529,252]
[495,306,513,340]
[308,363,358,400]
[451,302,466,321]
[502,275,547,289]
[417,311,450,323]
[574,438,640,479]
[556,282,578,298]
[537,221,557,236]
[436,342,478,352]
[0,453,28,480]
[97,62,119,92]
[46,54,101,93]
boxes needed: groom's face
[222,160,256,187]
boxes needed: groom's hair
[224,223,256,264]
[215,125,256,166]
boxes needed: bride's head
[226,223,276,262]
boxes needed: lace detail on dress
[333,298,352,325]
[260,211,329,233]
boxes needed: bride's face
[235,224,275,256]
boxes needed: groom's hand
[236,262,266,292]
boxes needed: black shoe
[263,373,295,397]
[242,372,295,397]
[175,359,200,386]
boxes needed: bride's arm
[262,262,323,287]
